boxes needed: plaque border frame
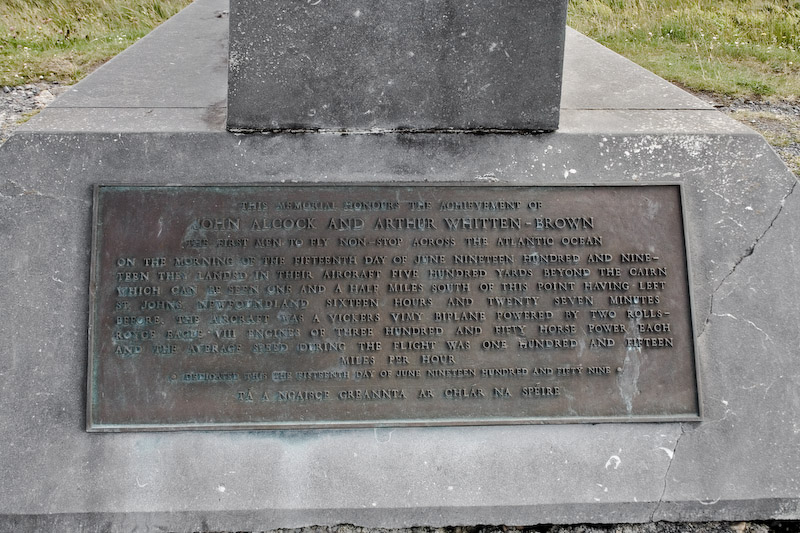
[87,182,703,432]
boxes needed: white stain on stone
[618,305,644,413]
[374,427,393,443]
[605,455,621,469]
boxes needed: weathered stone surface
[2,0,799,529]
[226,0,568,132]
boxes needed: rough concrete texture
[2,0,799,530]
[226,0,568,132]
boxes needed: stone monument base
[1,0,798,529]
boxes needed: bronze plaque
[88,184,700,431]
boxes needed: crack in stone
[711,312,774,349]
[700,179,798,338]
[651,423,686,522]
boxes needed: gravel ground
[0,86,798,533]
[0,81,67,144]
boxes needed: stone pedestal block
[227,0,568,132]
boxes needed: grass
[0,0,192,86]
[568,0,800,100]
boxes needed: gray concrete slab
[19,106,226,132]
[560,29,713,111]
[52,0,228,109]
[558,109,752,134]
[2,0,799,529]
